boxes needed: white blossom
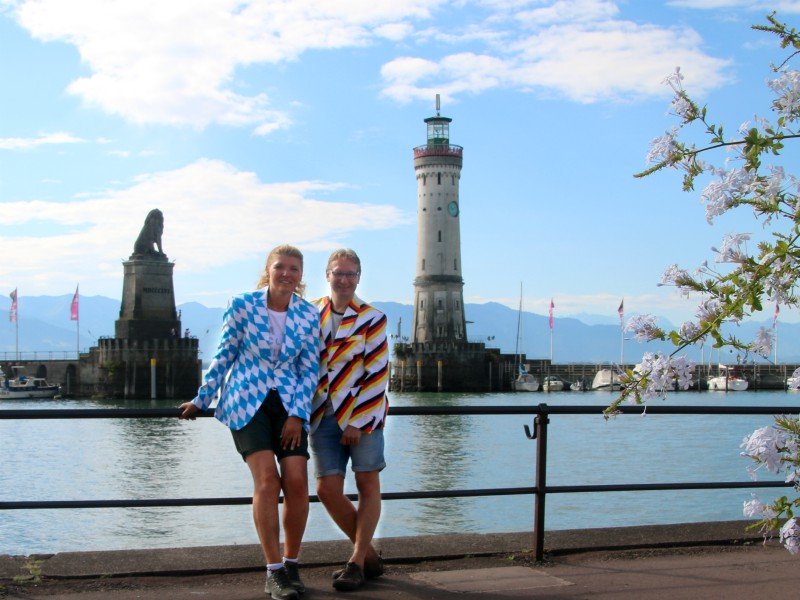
[695,297,721,322]
[779,518,800,554]
[646,127,680,164]
[749,327,774,358]
[713,233,750,263]
[679,320,701,341]
[633,353,694,401]
[625,314,661,342]
[761,166,786,204]
[701,167,756,224]
[670,95,695,122]
[768,69,800,120]
[741,426,789,474]
[662,67,684,92]
[743,494,778,519]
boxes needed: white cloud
[8,0,443,133]
[0,159,406,294]
[382,16,731,103]
[515,0,620,26]
[0,132,86,150]
[667,0,800,12]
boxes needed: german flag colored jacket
[310,295,389,433]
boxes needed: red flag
[548,299,554,330]
[773,303,780,329]
[70,285,79,321]
[9,288,17,323]
[618,299,624,325]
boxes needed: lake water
[2,390,798,556]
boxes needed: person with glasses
[310,248,389,592]
[179,244,319,600]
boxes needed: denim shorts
[231,389,309,462]
[309,413,386,478]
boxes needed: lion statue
[131,209,166,259]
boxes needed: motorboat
[706,365,748,391]
[788,374,800,390]
[591,368,620,391]
[570,379,586,391]
[0,366,61,399]
[513,365,539,392]
[542,375,564,392]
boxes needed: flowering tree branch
[611,13,800,551]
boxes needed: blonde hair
[326,248,361,273]
[256,244,306,296]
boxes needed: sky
[2,0,800,333]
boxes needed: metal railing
[0,351,85,361]
[1,403,796,561]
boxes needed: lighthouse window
[438,230,442,242]
[454,259,457,270]
[437,173,441,185]
[422,259,425,270]
[422,175,427,185]
[420,300,424,308]
[438,299,443,308]
[456,300,460,309]
[452,175,455,184]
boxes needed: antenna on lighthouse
[435,93,440,116]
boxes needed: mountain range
[0,294,794,366]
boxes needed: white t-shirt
[267,308,287,363]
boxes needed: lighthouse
[411,95,467,344]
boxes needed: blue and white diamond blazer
[191,288,321,431]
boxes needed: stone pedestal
[115,259,181,340]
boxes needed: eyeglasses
[329,270,360,280]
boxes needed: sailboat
[707,364,748,391]
[512,283,539,392]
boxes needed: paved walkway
[2,521,799,599]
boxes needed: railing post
[533,403,549,562]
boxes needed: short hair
[256,244,306,296]
[326,248,361,273]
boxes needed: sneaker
[265,567,300,600]
[283,561,305,594]
[332,554,384,580]
[332,562,365,592]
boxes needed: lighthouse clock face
[447,201,459,217]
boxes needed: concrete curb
[0,520,763,580]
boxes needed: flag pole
[618,298,624,366]
[71,285,80,359]
[15,301,19,362]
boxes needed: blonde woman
[180,244,320,600]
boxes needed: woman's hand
[340,425,361,446]
[281,416,303,450]
[178,402,200,420]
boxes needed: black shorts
[230,389,309,461]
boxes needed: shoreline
[0,520,764,580]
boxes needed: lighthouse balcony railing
[413,143,463,158]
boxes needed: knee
[281,469,308,497]
[253,473,282,500]
[355,472,381,497]
[316,478,343,505]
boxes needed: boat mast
[514,282,522,367]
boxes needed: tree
[614,13,800,553]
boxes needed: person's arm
[189,298,242,412]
